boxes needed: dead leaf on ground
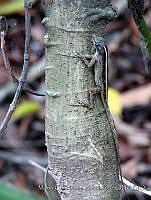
[122,159,138,179]
[122,84,151,107]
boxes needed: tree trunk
[44,0,121,199]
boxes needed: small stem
[140,17,151,56]
[0,0,32,137]
[28,160,46,172]
[0,23,45,96]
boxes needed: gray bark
[44,0,121,199]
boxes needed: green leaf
[0,181,47,200]
[12,101,41,121]
[0,0,37,15]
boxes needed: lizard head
[92,35,105,53]
[95,40,105,54]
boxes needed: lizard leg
[72,88,101,109]
[88,88,101,108]
[69,88,101,109]
[77,53,97,68]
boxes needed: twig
[0,17,17,83]
[0,17,45,96]
[30,162,55,200]
[128,0,151,56]
[44,166,51,200]
[140,17,151,56]
[23,86,45,96]
[28,160,58,181]
[29,160,151,197]
[29,160,61,200]
[0,151,47,165]
[0,139,45,148]
[120,176,151,197]
[0,0,32,137]
[28,160,46,172]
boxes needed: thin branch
[120,176,151,197]
[28,160,46,172]
[29,160,53,200]
[29,160,151,197]
[0,18,17,83]
[44,166,51,200]
[28,160,58,180]
[28,160,61,200]
[0,17,45,96]
[0,0,32,137]
[0,151,47,165]
[23,86,45,96]
[140,17,151,56]
[128,0,151,73]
